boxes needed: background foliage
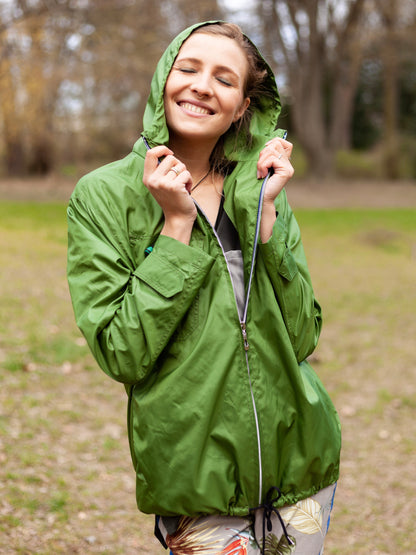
[0,0,415,179]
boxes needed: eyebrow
[175,57,240,78]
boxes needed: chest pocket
[130,232,201,343]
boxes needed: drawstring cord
[250,487,295,553]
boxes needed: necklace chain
[191,169,224,198]
[191,170,211,192]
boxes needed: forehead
[176,33,248,76]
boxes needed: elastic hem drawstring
[250,486,295,554]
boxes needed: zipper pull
[241,322,250,351]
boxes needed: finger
[258,138,292,165]
[167,164,193,194]
[160,159,192,193]
[165,160,186,178]
[257,147,284,175]
[150,156,181,184]
[145,155,179,190]
[258,147,285,163]
[265,137,291,149]
[257,152,291,179]
[144,146,173,174]
[265,137,282,147]
[281,139,293,158]
[167,166,180,177]
[264,137,293,159]
[259,141,285,162]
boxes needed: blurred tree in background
[257,0,367,175]
[0,0,415,178]
[251,0,416,177]
[0,0,223,175]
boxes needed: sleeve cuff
[259,215,299,281]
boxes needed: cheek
[230,94,247,122]
[163,82,171,105]
[163,73,178,104]
[163,79,176,122]
[163,97,175,130]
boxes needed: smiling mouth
[178,102,213,115]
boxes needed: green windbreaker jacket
[67,22,341,517]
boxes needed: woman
[67,21,341,554]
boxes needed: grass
[0,201,415,554]
[294,208,416,554]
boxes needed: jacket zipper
[194,171,271,506]
[239,171,270,505]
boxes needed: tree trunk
[259,0,367,177]
[291,57,333,176]
[329,58,361,151]
[4,136,26,175]
[0,46,26,174]
[329,0,365,151]
[381,0,400,179]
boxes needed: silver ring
[170,166,180,176]
[277,153,283,160]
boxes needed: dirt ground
[1,175,416,208]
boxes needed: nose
[190,71,213,97]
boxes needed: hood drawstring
[142,136,152,152]
[250,487,295,553]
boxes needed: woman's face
[164,32,250,146]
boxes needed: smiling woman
[67,21,341,555]
[163,33,250,146]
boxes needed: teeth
[180,102,211,115]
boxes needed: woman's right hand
[143,146,197,244]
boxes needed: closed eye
[217,76,232,86]
[178,67,196,74]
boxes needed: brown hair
[191,23,271,173]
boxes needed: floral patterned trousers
[156,483,337,555]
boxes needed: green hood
[141,21,282,159]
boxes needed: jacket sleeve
[67,194,215,385]
[258,192,322,362]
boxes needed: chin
[172,121,231,142]
[170,127,220,143]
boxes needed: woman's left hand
[257,137,294,205]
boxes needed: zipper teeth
[240,173,270,505]
[193,207,263,503]
[242,170,270,322]
[245,349,263,505]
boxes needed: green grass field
[1,201,415,554]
